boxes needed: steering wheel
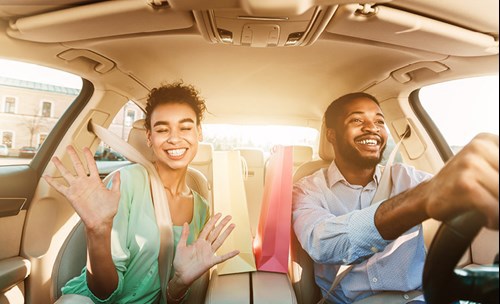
[423,211,499,303]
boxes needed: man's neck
[334,158,376,187]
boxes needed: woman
[44,81,239,303]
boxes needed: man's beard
[336,134,386,169]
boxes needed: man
[292,92,499,303]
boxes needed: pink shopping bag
[253,145,293,273]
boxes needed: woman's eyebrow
[153,118,195,127]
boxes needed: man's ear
[326,128,336,145]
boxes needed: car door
[0,60,88,303]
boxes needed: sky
[0,58,498,147]
[0,58,82,89]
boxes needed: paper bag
[253,145,293,273]
[212,150,256,275]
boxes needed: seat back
[51,120,212,302]
[235,147,266,237]
[191,142,214,189]
[292,145,313,175]
[289,121,333,304]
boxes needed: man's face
[330,97,388,169]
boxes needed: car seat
[289,121,332,304]
[51,119,212,303]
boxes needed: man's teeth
[357,139,378,145]
[167,148,186,156]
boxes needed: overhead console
[193,7,336,47]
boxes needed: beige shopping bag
[212,150,257,275]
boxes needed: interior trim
[6,1,194,42]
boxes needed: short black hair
[324,92,380,129]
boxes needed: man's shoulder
[293,165,329,190]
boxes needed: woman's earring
[147,139,152,148]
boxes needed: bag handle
[88,120,174,303]
[317,125,411,304]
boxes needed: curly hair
[144,81,207,130]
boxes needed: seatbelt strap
[318,126,410,304]
[89,120,173,303]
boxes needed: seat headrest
[128,119,155,162]
[192,142,214,165]
[292,145,313,165]
[235,148,265,167]
[318,119,335,161]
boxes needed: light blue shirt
[292,162,432,303]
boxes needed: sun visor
[7,1,194,43]
[325,4,498,56]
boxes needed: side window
[0,58,82,164]
[94,100,143,165]
[418,75,499,153]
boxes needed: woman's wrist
[167,274,190,303]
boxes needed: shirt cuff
[348,201,392,255]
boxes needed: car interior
[0,0,498,303]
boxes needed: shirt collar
[326,160,383,188]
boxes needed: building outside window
[41,101,52,117]
[4,96,16,113]
[124,108,136,127]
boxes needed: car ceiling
[0,0,498,127]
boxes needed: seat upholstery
[292,145,314,174]
[289,121,332,304]
[235,147,265,237]
[51,119,212,302]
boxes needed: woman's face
[147,102,202,171]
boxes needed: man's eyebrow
[153,118,195,127]
[346,111,385,118]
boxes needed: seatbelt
[88,120,173,303]
[318,126,411,304]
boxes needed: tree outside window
[2,131,13,148]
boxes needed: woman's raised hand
[171,213,239,287]
[43,145,121,231]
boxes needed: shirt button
[132,293,136,297]
[403,294,410,300]
[372,277,378,283]
[370,246,378,253]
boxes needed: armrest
[252,272,297,304]
[205,270,251,304]
[0,256,31,292]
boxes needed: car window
[0,59,82,165]
[94,101,144,177]
[202,124,319,158]
[418,75,499,154]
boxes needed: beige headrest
[318,120,335,161]
[292,145,313,165]
[192,142,214,164]
[128,119,155,162]
[236,148,265,167]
